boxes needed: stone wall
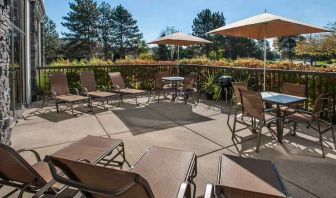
[0,1,13,145]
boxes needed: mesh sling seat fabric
[239,89,278,152]
[273,83,306,115]
[285,93,336,158]
[45,146,197,198]
[227,82,249,134]
[0,143,59,197]
[204,155,288,198]
[109,72,147,105]
[49,72,91,116]
[80,71,119,108]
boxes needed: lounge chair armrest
[77,158,91,164]
[176,182,191,198]
[69,88,80,95]
[17,148,42,162]
[32,179,57,198]
[111,85,120,92]
[81,87,89,95]
[204,184,215,198]
[51,90,57,98]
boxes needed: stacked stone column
[0,2,13,145]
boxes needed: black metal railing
[36,64,336,122]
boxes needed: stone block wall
[0,1,13,145]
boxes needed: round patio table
[162,76,185,101]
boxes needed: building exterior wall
[0,0,13,144]
[0,0,44,144]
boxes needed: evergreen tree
[192,9,226,58]
[99,2,113,59]
[273,36,301,60]
[110,5,143,58]
[44,16,61,63]
[62,0,100,59]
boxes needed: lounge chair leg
[56,100,59,113]
[232,108,238,134]
[256,123,263,153]
[317,121,325,158]
[120,95,123,104]
[135,94,139,105]
[292,122,297,136]
[158,91,160,103]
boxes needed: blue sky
[45,0,336,42]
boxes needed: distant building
[0,0,45,144]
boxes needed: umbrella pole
[263,37,267,91]
[177,45,180,60]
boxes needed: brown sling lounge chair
[204,155,288,198]
[109,72,146,105]
[45,146,197,198]
[80,71,120,109]
[178,75,199,104]
[49,72,91,116]
[0,143,59,198]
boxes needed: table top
[162,76,184,81]
[261,91,307,105]
[218,154,288,197]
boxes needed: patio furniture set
[228,82,336,158]
[0,135,289,198]
[48,71,199,116]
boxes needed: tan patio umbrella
[149,32,212,59]
[208,12,330,91]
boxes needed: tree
[98,2,113,59]
[192,9,226,58]
[110,5,143,58]
[62,0,100,59]
[273,36,302,60]
[44,16,61,63]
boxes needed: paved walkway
[4,96,336,197]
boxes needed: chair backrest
[240,89,264,120]
[49,72,70,96]
[80,71,97,92]
[46,156,154,198]
[282,83,306,97]
[154,72,165,89]
[183,75,195,90]
[0,144,47,188]
[158,71,169,78]
[312,93,330,120]
[232,82,248,105]
[189,72,198,82]
[109,72,126,89]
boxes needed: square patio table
[261,92,307,143]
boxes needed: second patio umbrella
[149,32,212,59]
[208,12,329,91]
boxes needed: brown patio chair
[0,143,60,197]
[178,75,199,104]
[49,72,91,116]
[150,72,174,103]
[108,72,146,105]
[227,82,249,134]
[286,93,336,158]
[80,71,119,109]
[204,155,288,198]
[240,89,278,152]
[45,146,197,198]
[277,83,306,115]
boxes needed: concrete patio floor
[3,96,336,198]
